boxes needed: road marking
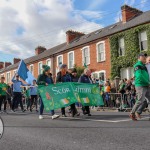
[59,116,150,123]
[44,115,150,123]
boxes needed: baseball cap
[138,53,147,58]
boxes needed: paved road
[0,111,150,150]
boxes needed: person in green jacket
[129,53,150,121]
[37,65,59,120]
[0,77,8,113]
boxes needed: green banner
[38,83,104,111]
[73,83,104,107]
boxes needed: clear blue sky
[0,0,150,63]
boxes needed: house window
[118,38,125,56]
[38,62,43,75]
[120,67,134,79]
[82,46,90,66]
[92,70,106,81]
[13,70,16,76]
[68,51,74,69]
[97,41,105,62]
[92,73,98,79]
[6,72,11,84]
[30,65,34,75]
[139,31,148,51]
[99,71,106,81]
[46,59,51,67]
[57,55,63,67]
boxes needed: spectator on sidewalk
[104,81,111,107]
[130,85,136,108]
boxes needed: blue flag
[17,60,35,84]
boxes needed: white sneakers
[39,115,44,119]
[52,114,60,120]
[39,114,60,120]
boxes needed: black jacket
[56,72,72,83]
[78,74,91,83]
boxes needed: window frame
[13,70,17,76]
[46,59,51,67]
[38,61,43,75]
[68,51,74,69]
[139,31,148,51]
[81,46,90,66]
[57,55,63,67]
[96,41,106,62]
[29,64,34,75]
[120,67,134,79]
[118,37,125,56]
[92,70,106,81]
[6,71,11,84]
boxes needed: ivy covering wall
[110,23,150,79]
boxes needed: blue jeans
[130,98,135,108]
[39,97,55,115]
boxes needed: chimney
[35,46,46,55]
[0,62,4,70]
[121,5,143,23]
[4,62,12,68]
[66,30,85,44]
[13,58,21,64]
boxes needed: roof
[1,10,150,73]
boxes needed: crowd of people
[91,77,137,109]
[0,52,149,121]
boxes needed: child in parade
[37,65,59,120]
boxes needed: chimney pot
[35,46,46,55]
[121,5,143,23]
[13,58,21,64]
[66,30,85,44]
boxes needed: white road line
[44,115,150,123]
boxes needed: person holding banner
[11,74,27,112]
[37,65,59,120]
[56,64,76,117]
[0,77,8,113]
[78,68,92,116]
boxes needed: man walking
[0,77,8,113]
[11,74,26,112]
[129,53,150,120]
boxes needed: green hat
[42,65,50,72]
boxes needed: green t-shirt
[25,89,30,98]
[0,83,8,96]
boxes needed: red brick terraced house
[0,5,150,83]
